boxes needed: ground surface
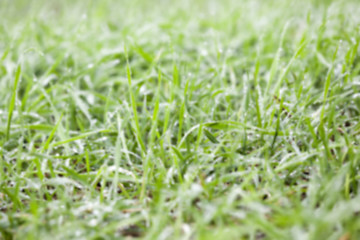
[1,0,360,239]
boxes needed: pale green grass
[1,0,360,239]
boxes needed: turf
[1,0,360,239]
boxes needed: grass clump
[1,0,360,239]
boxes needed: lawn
[1,0,360,239]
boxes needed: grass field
[1,0,360,239]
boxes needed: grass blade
[6,65,21,140]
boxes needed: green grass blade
[6,65,21,140]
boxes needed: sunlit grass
[1,0,360,239]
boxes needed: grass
[1,0,360,239]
